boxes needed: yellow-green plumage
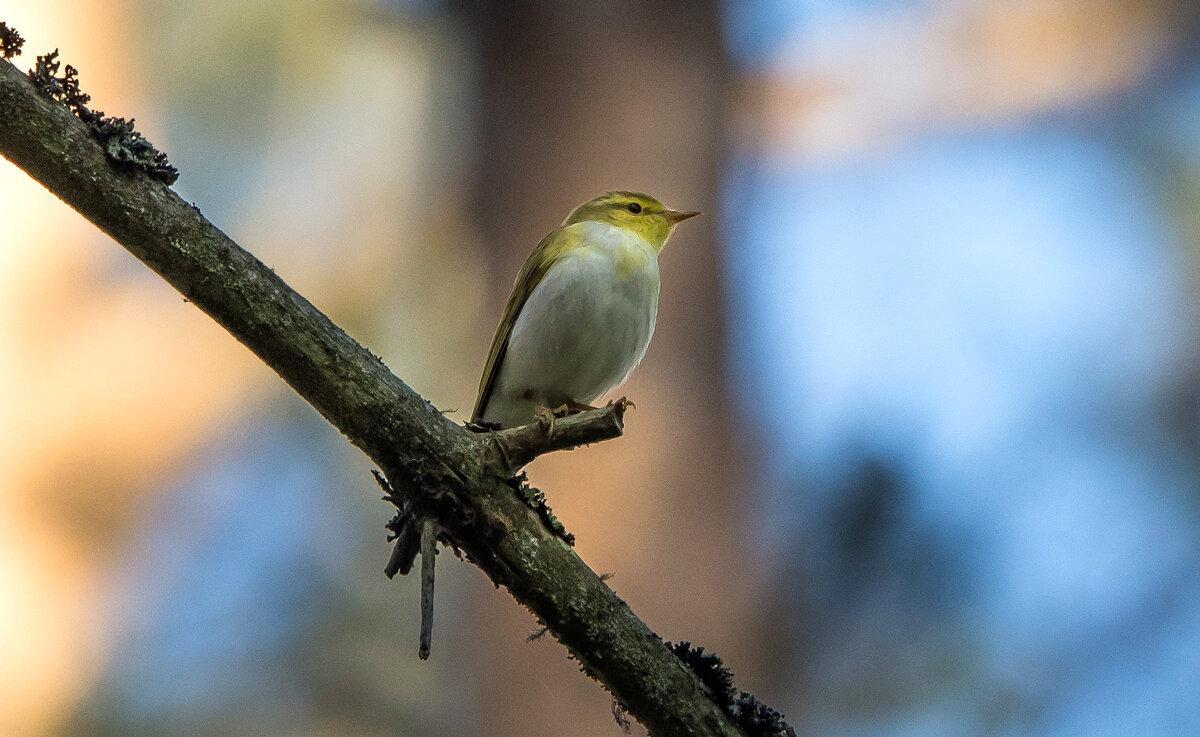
[472,191,698,427]
[471,227,575,422]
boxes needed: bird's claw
[535,404,570,434]
[534,399,608,434]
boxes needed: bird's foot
[465,419,503,433]
[565,399,599,414]
[610,396,635,412]
[534,404,573,434]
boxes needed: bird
[471,191,699,429]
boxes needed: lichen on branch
[667,641,796,737]
[0,22,24,59]
[28,48,178,184]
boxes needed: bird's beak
[665,209,701,223]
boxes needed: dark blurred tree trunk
[466,2,747,734]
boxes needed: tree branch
[0,52,755,736]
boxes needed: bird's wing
[471,226,576,423]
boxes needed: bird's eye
[626,202,642,214]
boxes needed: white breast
[484,221,660,427]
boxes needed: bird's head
[563,191,699,252]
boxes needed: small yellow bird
[472,191,699,428]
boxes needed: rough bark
[0,55,747,737]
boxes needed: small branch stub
[418,517,437,660]
[486,398,629,474]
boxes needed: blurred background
[3,0,1200,735]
